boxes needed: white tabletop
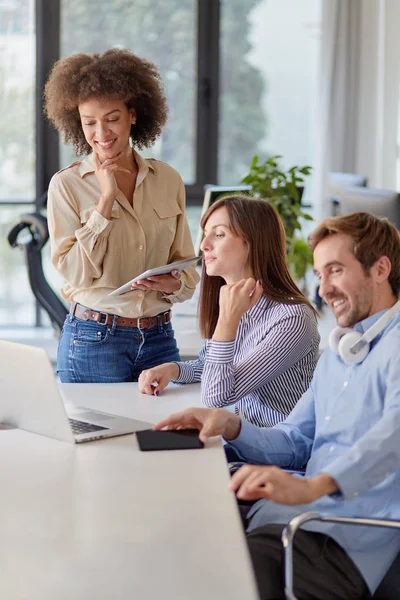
[0,383,259,600]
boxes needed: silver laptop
[0,340,151,443]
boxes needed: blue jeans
[57,312,181,383]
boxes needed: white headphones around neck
[329,299,400,364]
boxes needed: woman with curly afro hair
[45,48,199,383]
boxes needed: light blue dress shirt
[228,309,400,593]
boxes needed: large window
[60,0,197,184]
[0,0,36,327]
[219,0,322,193]
[0,0,323,328]
[0,205,37,326]
[0,0,35,201]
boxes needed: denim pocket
[74,320,110,345]
[161,321,176,340]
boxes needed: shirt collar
[353,307,399,337]
[247,295,272,321]
[78,148,155,178]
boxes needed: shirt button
[343,381,348,388]
[325,416,331,421]
[138,245,144,250]
[353,491,359,497]
[329,445,335,452]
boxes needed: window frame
[0,0,220,208]
[0,0,220,325]
[0,0,218,211]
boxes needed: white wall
[356,0,400,190]
[248,0,322,171]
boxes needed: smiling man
[154,212,400,600]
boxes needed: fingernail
[154,390,159,397]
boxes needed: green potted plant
[241,155,314,288]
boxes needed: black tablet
[136,429,204,451]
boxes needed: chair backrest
[335,186,400,229]
[8,212,67,334]
[283,513,400,600]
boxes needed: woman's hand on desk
[153,407,241,443]
[131,270,181,294]
[139,363,180,395]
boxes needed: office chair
[8,210,67,335]
[282,512,400,600]
[333,186,400,229]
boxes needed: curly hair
[44,48,168,155]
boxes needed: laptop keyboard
[69,418,109,434]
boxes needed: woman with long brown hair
[139,195,320,427]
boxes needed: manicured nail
[154,390,159,397]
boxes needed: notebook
[0,340,151,444]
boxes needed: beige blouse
[47,150,200,318]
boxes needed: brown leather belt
[70,303,171,329]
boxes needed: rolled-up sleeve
[47,175,113,289]
[226,386,316,469]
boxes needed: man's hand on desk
[153,407,241,443]
[229,466,338,505]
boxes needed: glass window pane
[0,205,37,326]
[0,0,35,201]
[59,0,197,184]
[219,0,322,198]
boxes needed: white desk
[0,383,259,600]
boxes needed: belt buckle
[97,311,109,325]
[160,310,170,325]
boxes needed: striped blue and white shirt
[174,296,320,427]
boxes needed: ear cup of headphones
[329,327,370,364]
[329,301,400,364]
[328,327,353,354]
[338,331,370,364]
